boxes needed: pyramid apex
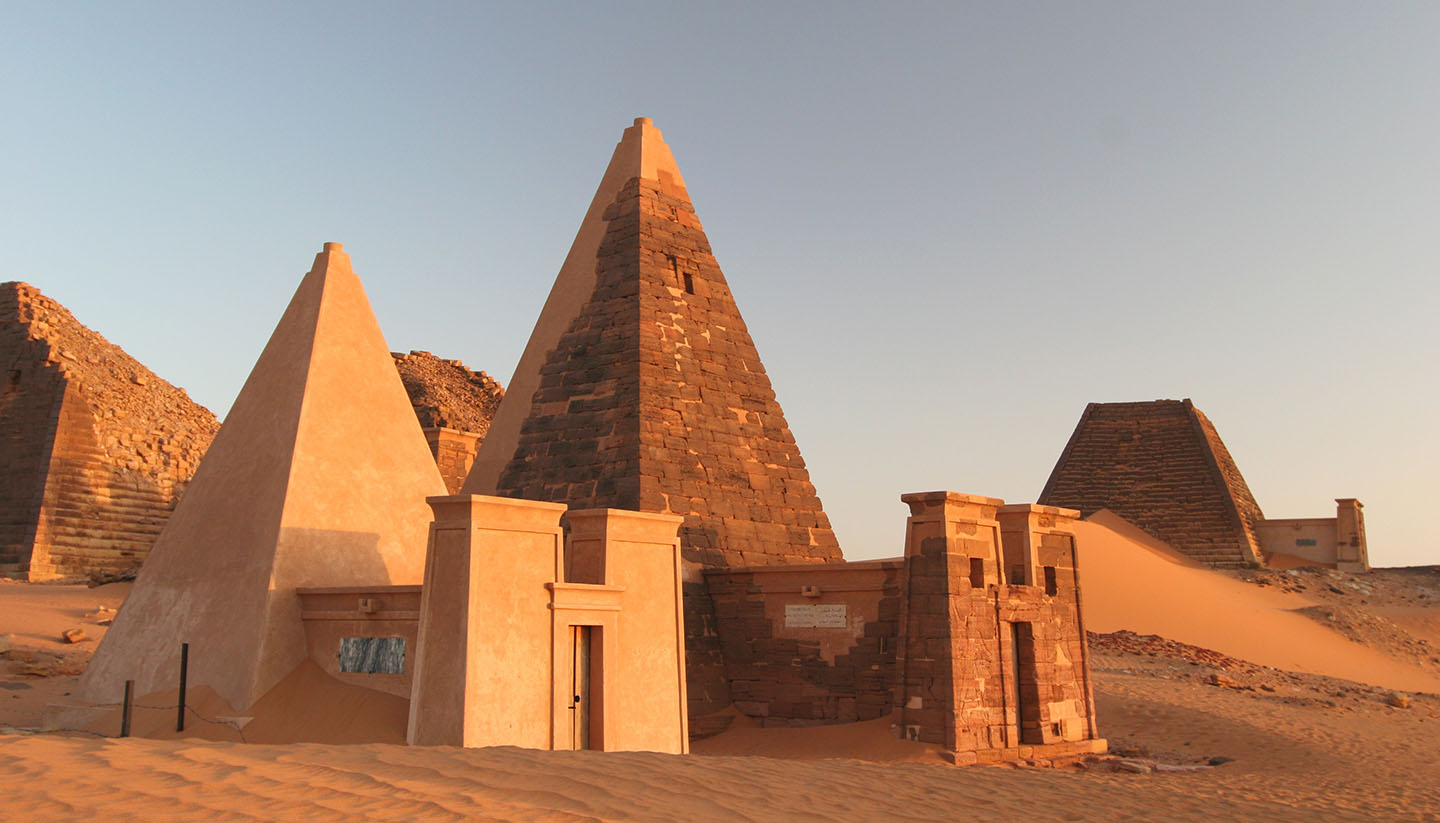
[634,117,653,127]
[323,242,344,253]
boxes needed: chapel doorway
[1011,622,1042,745]
[569,625,601,750]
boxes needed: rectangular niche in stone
[338,636,406,674]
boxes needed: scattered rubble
[83,607,116,625]
[391,350,503,435]
[87,568,139,588]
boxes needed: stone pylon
[466,117,840,569]
[80,243,447,710]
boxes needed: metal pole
[177,642,189,733]
[120,680,133,738]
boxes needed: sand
[1074,513,1440,693]
[2,672,1435,823]
[2,518,1437,822]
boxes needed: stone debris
[392,350,503,435]
[1090,630,1260,675]
[1154,763,1211,773]
[83,607,116,625]
[1387,692,1412,709]
[87,567,139,587]
[61,627,88,644]
[0,633,10,655]
[1206,673,1241,689]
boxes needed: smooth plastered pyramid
[80,243,446,710]
[466,118,840,567]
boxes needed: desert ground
[2,520,1437,822]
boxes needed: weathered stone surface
[0,282,220,580]
[700,494,1105,761]
[1039,399,1264,568]
[392,350,503,435]
[705,561,902,728]
[392,351,503,493]
[477,122,840,567]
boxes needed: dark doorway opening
[1011,622,1042,744]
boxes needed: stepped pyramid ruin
[80,243,447,710]
[467,117,840,567]
[1038,399,1266,567]
[0,282,219,580]
[392,350,504,493]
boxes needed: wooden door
[570,626,592,750]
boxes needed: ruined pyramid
[80,243,447,710]
[466,118,841,569]
[392,350,505,493]
[0,283,220,580]
[1038,399,1265,568]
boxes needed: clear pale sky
[3,3,1436,566]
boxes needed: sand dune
[1074,514,1440,694]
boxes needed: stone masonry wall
[702,494,1102,762]
[0,282,219,579]
[495,175,840,565]
[631,177,841,567]
[892,494,1101,762]
[1039,399,1264,568]
[994,522,1095,752]
[1192,407,1266,557]
[705,562,901,728]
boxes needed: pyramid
[392,350,505,493]
[1038,399,1265,568]
[466,118,840,568]
[0,283,219,580]
[80,243,447,709]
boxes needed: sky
[3,2,1437,566]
